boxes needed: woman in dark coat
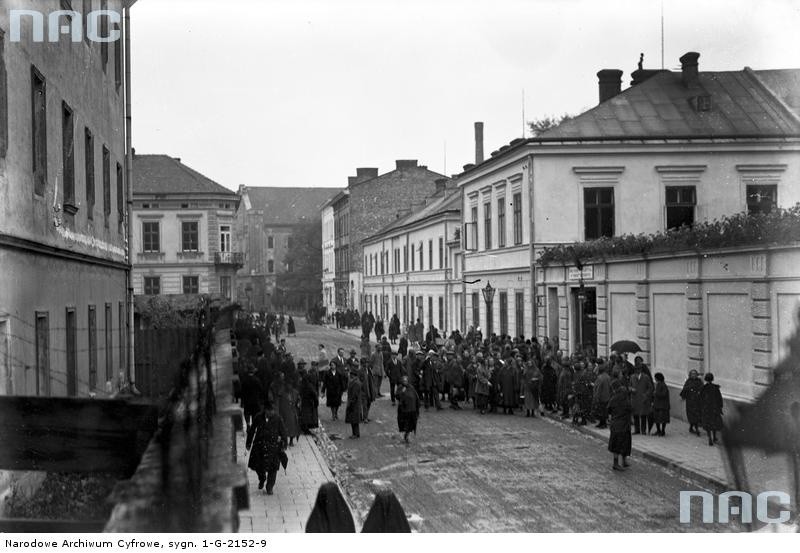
[652,372,670,436]
[299,365,319,433]
[522,360,542,418]
[607,380,632,471]
[700,372,723,446]
[345,370,362,439]
[305,482,356,533]
[397,376,420,443]
[398,336,409,358]
[498,360,520,414]
[287,316,296,336]
[246,407,287,494]
[557,362,573,418]
[630,366,654,435]
[362,489,411,533]
[322,361,346,421]
[474,360,491,414]
[540,357,558,412]
[679,370,704,435]
[276,375,300,446]
[388,315,400,344]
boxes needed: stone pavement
[236,431,342,533]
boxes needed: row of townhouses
[323,52,800,414]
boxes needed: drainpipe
[124,0,136,386]
[460,183,467,331]
[527,153,536,339]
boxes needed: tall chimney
[434,178,448,196]
[597,69,623,104]
[679,51,700,89]
[474,122,484,165]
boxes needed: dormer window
[690,94,712,112]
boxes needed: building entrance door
[573,287,597,353]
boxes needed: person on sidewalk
[522,356,541,418]
[652,372,670,436]
[305,482,356,533]
[397,376,420,444]
[299,361,319,434]
[322,360,346,421]
[359,358,375,423]
[386,350,404,406]
[608,378,632,471]
[345,368,363,439]
[700,372,724,446]
[370,344,385,398]
[593,364,611,428]
[679,369,704,435]
[240,363,264,432]
[362,489,412,533]
[246,406,287,495]
[630,363,654,435]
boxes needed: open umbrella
[610,340,642,354]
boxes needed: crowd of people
[237,313,727,493]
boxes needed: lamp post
[482,281,495,335]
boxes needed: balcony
[214,251,244,268]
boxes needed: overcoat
[630,371,654,416]
[679,376,703,425]
[700,382,724,431]
[247,412,287,474]
[345,377,363,425]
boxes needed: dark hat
[297,358,307,366]
[350,349,357,355]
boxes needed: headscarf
[305,482,356,533]
[361,489,411,533]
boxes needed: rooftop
[242,187,342,225]
[132,154,237,196]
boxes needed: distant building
[131,154,241,301]
[0,1,132,398]
[321,201,336,317]
[362,179,462,332]
[328,160,448,311]
[236,186,339,312]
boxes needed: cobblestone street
[276,322,740,533]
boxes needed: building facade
[328,160,447,311]
[362,181,461,332]
[0,1,132,399]
[131,154,242,300]
[321,201,335,316]
[236,186,338,312]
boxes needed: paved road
[286,321,739,533]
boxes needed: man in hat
[421,350,443,411]
[445,350,463,410]
[346,348,360,372]
[369,343,385,398]
[397,375,420,444]
[386,350,404,406]
[345,368,362,439]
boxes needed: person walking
[607,380,632,471]
[345,369,363,439]
[240,364,264,432]
[246,406,287,495]
[474,357,491,415]
[652,372,670,436]
[287,316,296,336]
[397,376,420,444]
[299,361,320,434]
[322,360,346,421]
[700,372,723,446]
[679,369,704,435]
[386,350,404,406]
[630,363,654,435]
[370,344,385,398]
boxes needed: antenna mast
[522,88,526,138]
[660,0,665,69]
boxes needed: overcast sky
[130,0,800,191]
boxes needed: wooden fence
[134,327,200,399]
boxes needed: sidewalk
[236,430,341,533]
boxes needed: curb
[310,422,364,528]
[540,411,733,493]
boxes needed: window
[515,292,525,338]
[181,221,199,251]
[380,251,384,274]
[183,276,199,294]
[499,292,508,336]
[484,201,492,249]
[62,102,75,209]
[268,260,275,273]
[438,296,444,330]
[66,308,77,396]
[428,297,433,327]
[116,162,124,232]
[438,237,443,269]
[513,192,523,245]
[85,128,94,219]
[665,186,696,229]
[268,235,274,249]
[143,276,160,295]
[418,242,423,270]
[105,303,112,383]
[403,245,408,271]
[747,185,777,215]
[88,305,97,389]
[103,146,110,227]
[114,14,122,89]
[220,276,231,299]
[220,225,231,252]
[497,198,506,247]
[142,221,160,252]
[428,240,433,270]
[471,292,480,328]
[31,67,47,196]
[35,312,50,396]
[119,301,125,373]
[411,244,415,271]
[584,187,614,240]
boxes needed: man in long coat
[322,361,347,421]
[246,406,287,494]
[345,369,363,439]
[370,344,385,398]
[679,369,704,435]
[630,365,654,435]
[386,350,405,406]
[397,376,420,444]
[498,359,520,414]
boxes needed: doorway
[572,286,597,353]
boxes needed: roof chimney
[434,178,448,196]
[356,167,379,179]
[597,69,623,104]
[463,163,475,172]
[395,160,418,170]
[474,122,484,164]
[679,51,700,89]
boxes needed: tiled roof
[132,154,236,196]
[538,68,800,141]
[244,187,342,225]
[370,189,461,239]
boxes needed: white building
[362,181,462,332]
[321,202,335,316]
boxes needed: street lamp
[481,281,495,305]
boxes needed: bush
[537,206,800,265]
